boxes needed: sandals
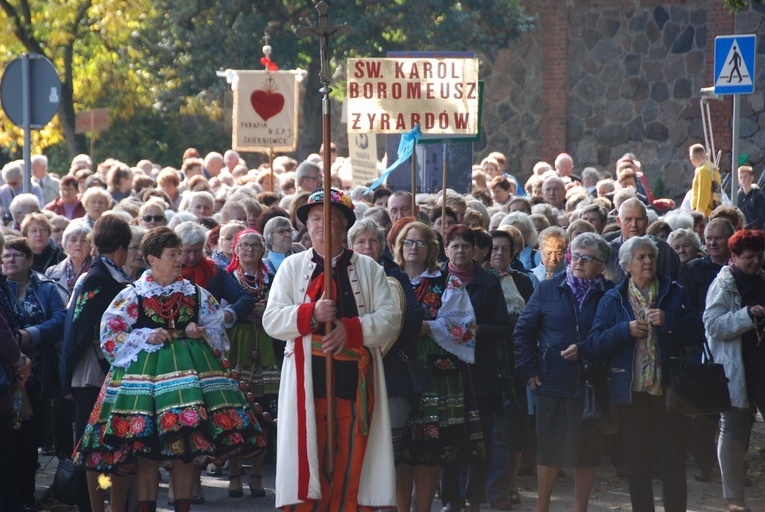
[249,474,266,498]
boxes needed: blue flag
[368,125,422,190]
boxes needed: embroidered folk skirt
[399,335,484,466]
[227,322,280,415]
[73,337,265,473]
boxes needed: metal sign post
[1,53,62,194]
[713,34,757,207]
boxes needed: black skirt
[535,394,603,467]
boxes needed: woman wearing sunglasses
[138,199,168,230]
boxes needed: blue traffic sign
[714,35,756,95]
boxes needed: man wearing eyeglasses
[296,161,323,194]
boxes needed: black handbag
[665,339,731,416]
[51,457,86,505]
[399,348,433,396]
[581,360,618,434]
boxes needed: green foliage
[3,0,533,163]
[724,0,764,13]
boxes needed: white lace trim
[134,271,195,297]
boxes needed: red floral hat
[296,188,355,228]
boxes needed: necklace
[143,292,185,329]
[236,265,266,299]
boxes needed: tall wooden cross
[294,1,351,474]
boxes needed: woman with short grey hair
[263,216,295,274]
[588,233,701,512]
[347,218,385,249]
[175,220,208,247]
[618,235,658,270]
[533,226,568,282]
[9,193,41,230]
[667,228,701,266]
[185,190,215,219]
[501,212,540,271]
[80,187,112,228]
[46,223,93,296]
[570,232,612,265]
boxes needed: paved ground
[34,415,765,511]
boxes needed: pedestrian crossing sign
[714,35,756,95]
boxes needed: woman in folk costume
[263,189,402,511]
[225,228,279,498]
[72,227,264,512]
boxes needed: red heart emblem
[250,89,284,122]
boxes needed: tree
[136,0,534,158]
[0,0,155,163]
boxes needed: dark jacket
[514,273,613,398]
[380,254,424,402]
[739,186,765,230]
[59,256,128,395]
[586,274,702,406]
[7,271,66,399]
[463,262,513,396]
[32,241,66,274]
[0,307,21,415]
[201,262,256,323]
[678,255,723,315]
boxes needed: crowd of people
[0,142,763,512]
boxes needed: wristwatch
[310,317,318,330]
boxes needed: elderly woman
[262,216,296,275]
[184,190,215,219]
[8,193,41,231]
[21,212,66,272]
[138,199,168,230]
[60,215,133,512]
[3,237,66,511]
[72,227,264,512]
[668,228,701,267]
[45,223,92,295]
[50,215,70,248]
[484,228,533,508]
[490,176,515,207]
[224,229,279,498]
[395,221,478,512]
[532,226,568,282]
[80,187,112,228]
[212,221,246,269]
[704,230,765,512]
[587,235,701,512]
[515,233,613,512]
[440,225,513,512]
[44,175,87,220]
[500,212,540,271]
[122,226,147,281]
[176,221,254,334]
[348,218,424,466]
